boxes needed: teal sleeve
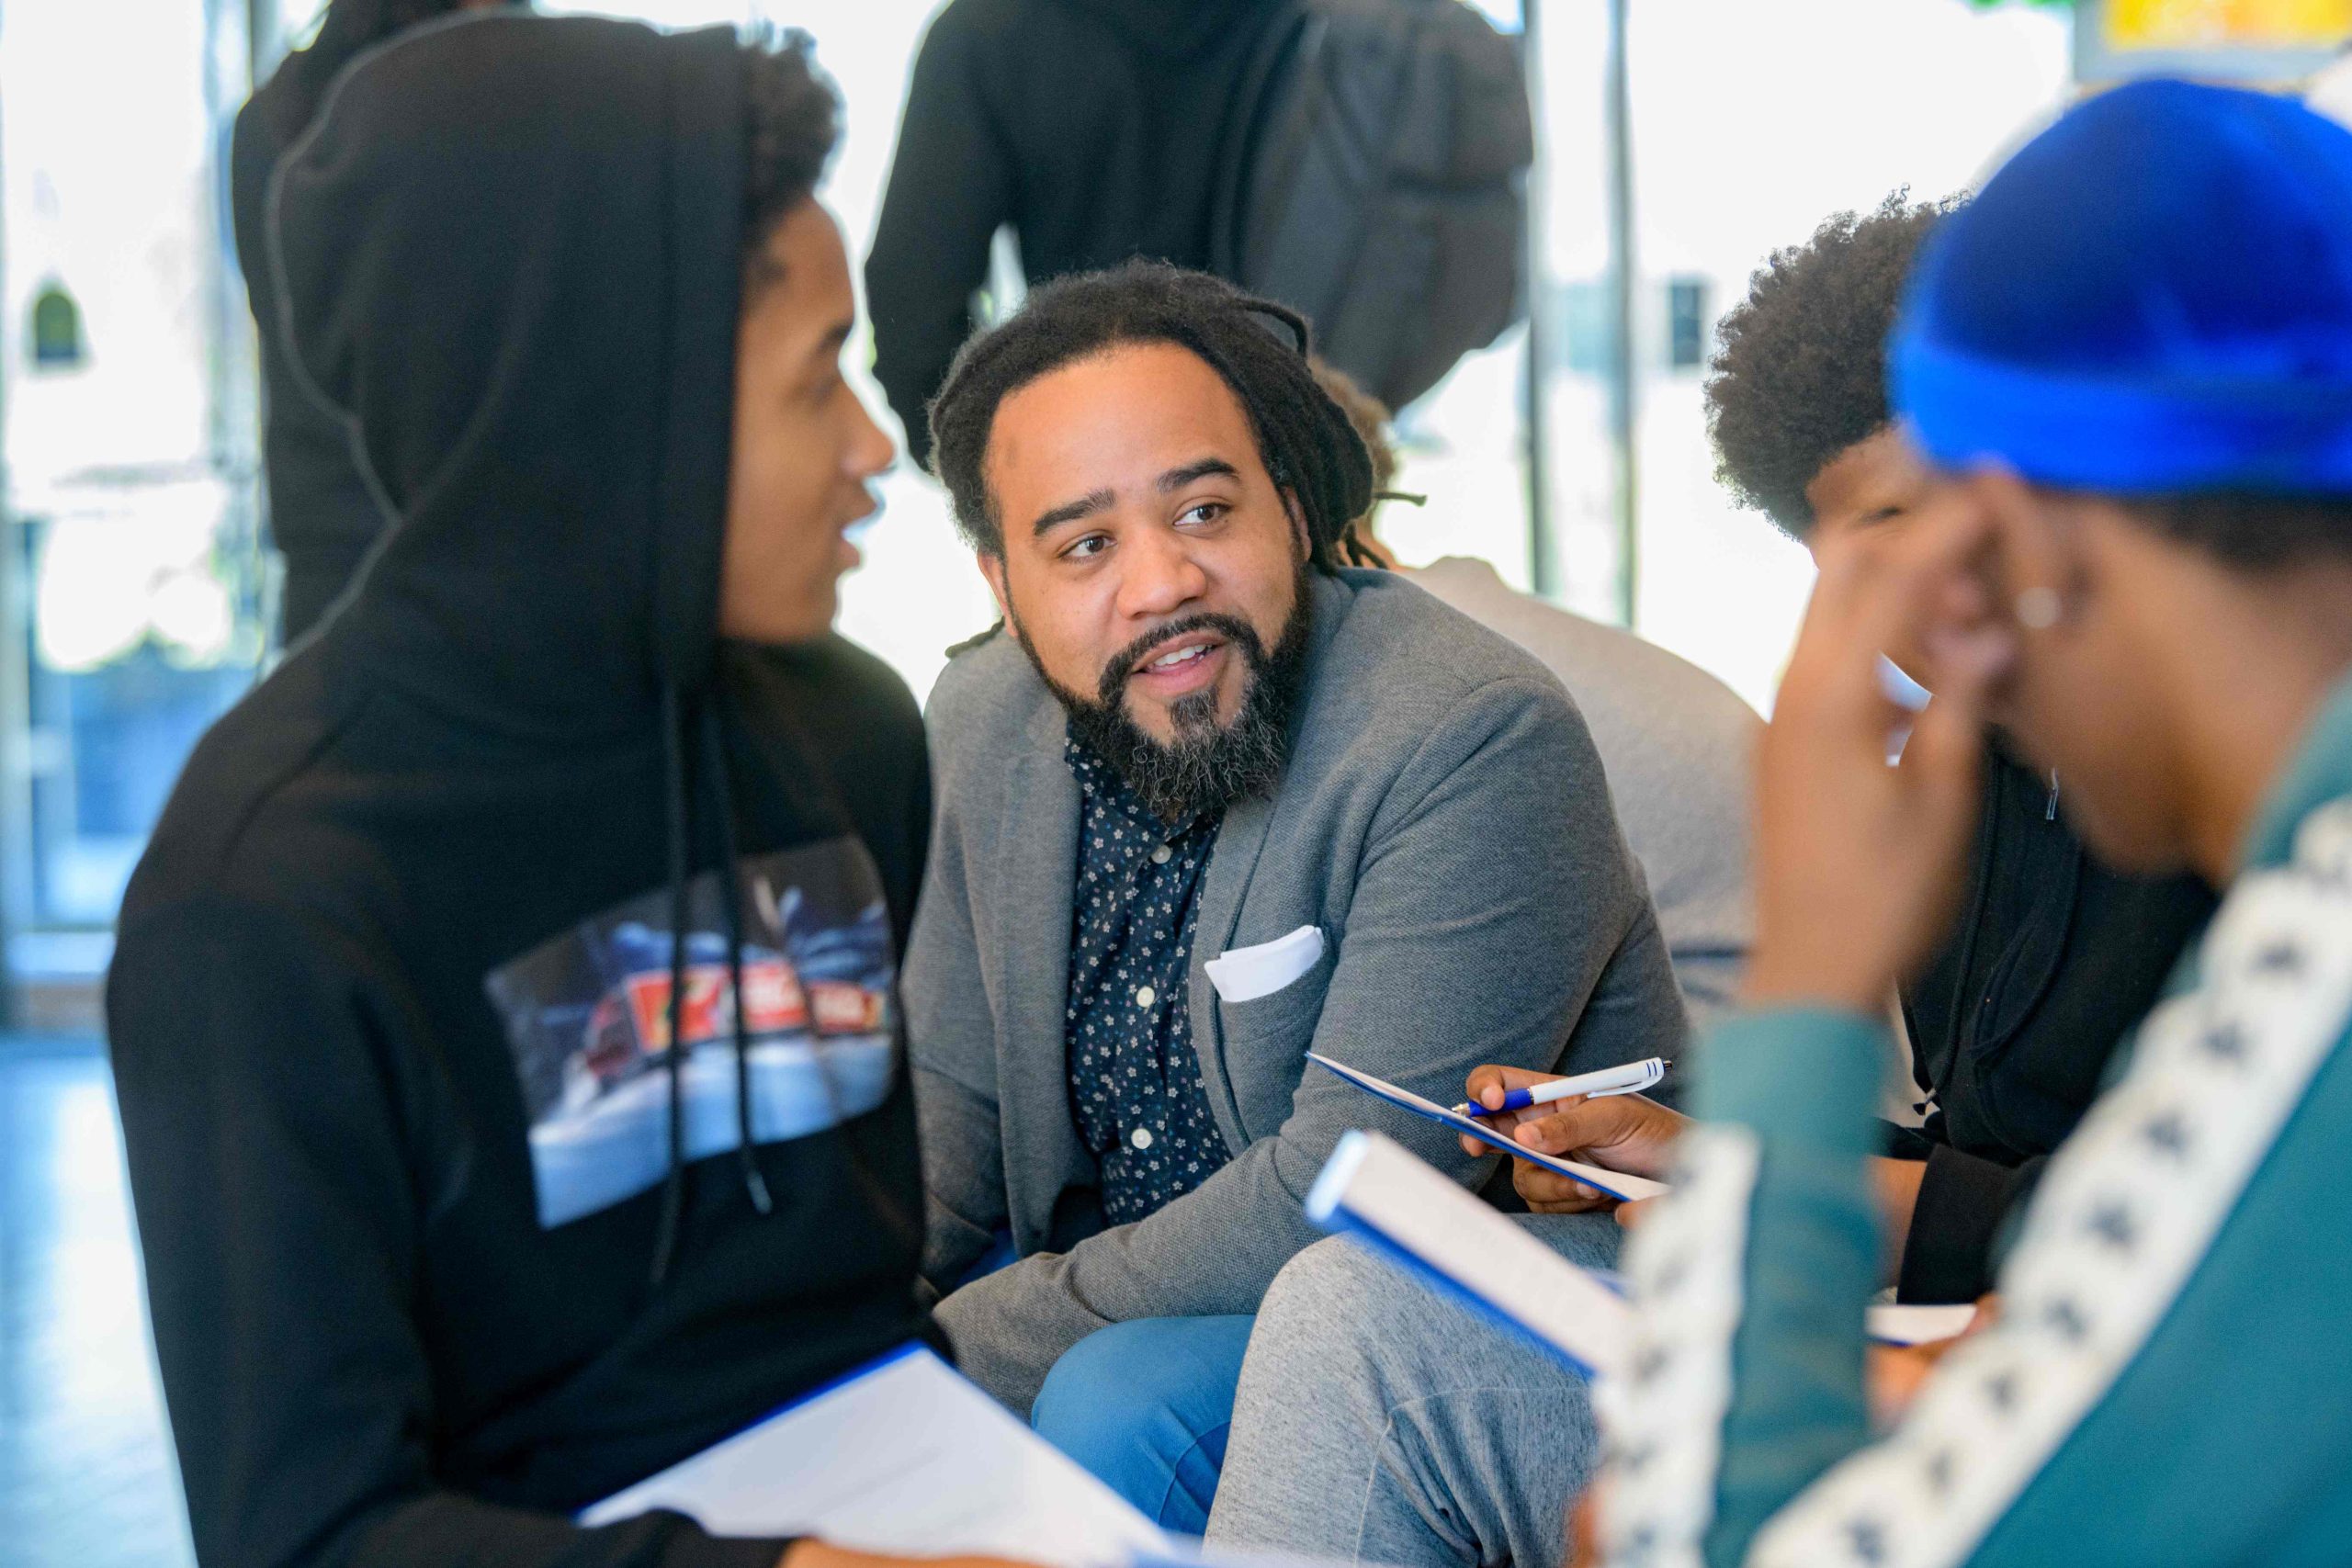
[1595,1006,1891,1568]
[1606,794,2352,1566]
[1691,1008,1886,1568]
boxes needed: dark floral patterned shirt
[1063,737,1236,1225]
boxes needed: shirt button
[1151,844,1173,865]
[1134,985,1157,1009]
[1132,1128,1155,1150]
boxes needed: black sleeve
[107,898,788,1568]
[1896,1142,2045,1304]
[863,6,1014,468]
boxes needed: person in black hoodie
[109,16,1001,1568]
[863,0,1288,466]
[230,0,518,645]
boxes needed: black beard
[1015,568,1314,822]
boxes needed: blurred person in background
[1597,79,2352,1564]
[114,17,1023,1568]
[864,0,1286,468]
[1312,360,1758,1034]
[232,0,522,645]
[865,0,1527,468]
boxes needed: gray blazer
[906,569,1688,1412]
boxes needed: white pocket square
[1205,924,1325,1004]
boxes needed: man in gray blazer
[904,263,1686,1511]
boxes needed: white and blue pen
[1454,1057,1669,1119]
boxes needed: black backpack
[1210,0,1533,412]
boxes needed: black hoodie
[864,0,1290,464]
[108,16,928,1568]
[230,2,537,644]
[1888,750,2217,1303]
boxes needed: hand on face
[1804,428,1938,680]
[1747,496,2018,1014]
[1457,1066,1690,1213]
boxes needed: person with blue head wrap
[1583,80,2352,1568]
[1896,80,2352,501]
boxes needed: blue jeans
[1030,1314,1256,1535]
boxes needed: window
[0,0,269,966]
[1529,0,2071,714]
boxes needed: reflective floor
[0,1035,195,1568]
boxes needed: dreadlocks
[926,261,1379,570]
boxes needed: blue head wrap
[1892,79,2352,497]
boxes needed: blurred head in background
[1306,359,1407,559]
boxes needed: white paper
[1305,1052,1671,1203]
[581,1345,1170,1567]
[1205,924,1325,1003]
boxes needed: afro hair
[1704,192,1959,537]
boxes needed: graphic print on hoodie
[490,843,899,1230]
[105,15,930,1568]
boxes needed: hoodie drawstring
[650,684,694,1287]
[701,705,775,1217]
[649,688,779,1289]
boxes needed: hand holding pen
[1450,1056,1668,1118]
[1456,1061,1690,1216]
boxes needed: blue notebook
[1304,1131,1977,1382]
[1306,1130,1636,1378]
